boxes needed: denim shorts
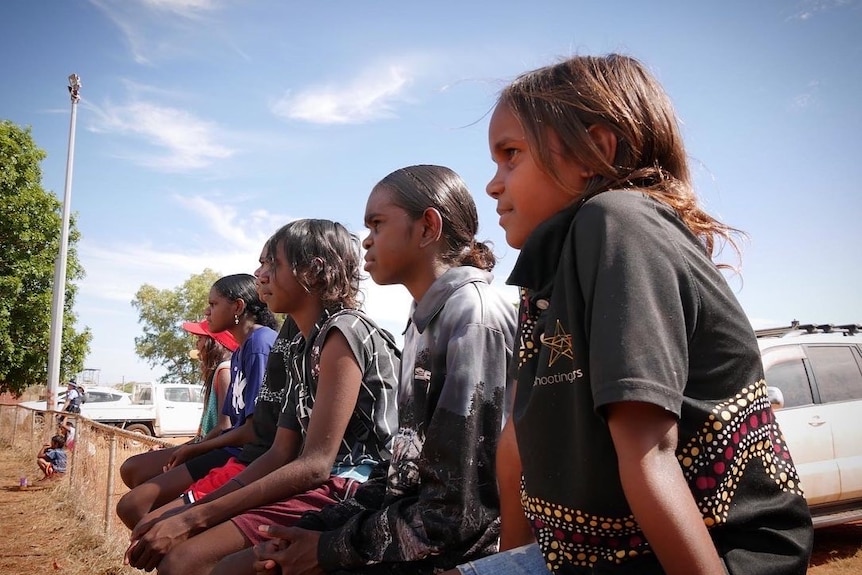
[457,543,550,575]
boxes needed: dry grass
[1,403,860,574]
[0,446,138,575]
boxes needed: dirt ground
[0,445,141,575]
[0,445,860,574]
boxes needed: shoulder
[574,190,689,250]
[324,309,371,331]
[319,310,397,357]
[438,274,517,338]
[576,190,662,228]
[245,326,278,352]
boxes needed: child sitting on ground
[37,435,68,480]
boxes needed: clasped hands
[124,506,193,571]
[253,525,324,575]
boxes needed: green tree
[0,120,91,395]
[132,269,222,385]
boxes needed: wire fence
[0,403,173,536]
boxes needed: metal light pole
[46,74,81,412]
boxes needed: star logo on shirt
[540,320,574,367]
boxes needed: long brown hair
[198,336,232,409]
[500,53,742,262]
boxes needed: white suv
[760,322,862,527]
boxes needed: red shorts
[184,457,247,502]
[231,475,359,545]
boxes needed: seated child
[58,418,76,451]
[37,435,68,480]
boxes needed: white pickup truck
[91,382,204,437]
[20,382,205,438]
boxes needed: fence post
[67,420,77,487]
[11,406,19,448]
[104,433,117,532]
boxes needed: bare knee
[116,483,160,529]
[120,457,143,488]
[163,522,251,575]
[212,547,257,575]
[116,490,143,529]
[157,549,186,575]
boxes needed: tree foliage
[132,269,223,385]
[0,120,91,395]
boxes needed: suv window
[165,387,193,402]
[806,345,862,403]
[86,392,121,403]
[765,359,814,408]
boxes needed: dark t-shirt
[508,191,813,574]
[278,308,401,469]
[236,318,300,464]
[306,267,517,575]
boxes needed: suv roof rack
[755,320,862,338]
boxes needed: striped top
[278,308,401,469]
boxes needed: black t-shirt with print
[278,308,401,469]
[236,318,299,465]
[509,191,813,574]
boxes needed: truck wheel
[124,423,152,436]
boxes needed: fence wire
[0,404,174,534]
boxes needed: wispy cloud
[272,65,412,125]
[789,80,820,110]
[87,99,235,171]
[78,194,289,302]
[75,193,418,344]
[140,0,221,16]
[89,0,224,64]
[172,195,289,250]
[788,0,855,21]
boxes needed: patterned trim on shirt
[521,379,806,571]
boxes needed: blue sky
[1,0,860,386]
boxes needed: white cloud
[78,194,291,305]
[272,65,412,125]
[141,0,220,16]
[88,100,235,171]
[789,80,820,110]
[788,0,854,21]
[173,195,290,250]
[89,0,224,64]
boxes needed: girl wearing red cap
[118,274,279,527]
[182,319,238,439]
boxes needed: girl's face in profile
[205,288,235,333]
[486,103,587,248]
[266,241,308,315]
[362,186,423,287]
[254,244,272,306]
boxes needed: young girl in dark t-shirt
[125,220,401,575]
[450,54,813,575]
[245,165,518,575]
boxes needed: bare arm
[497,416,533,550]
[213,363,232,432]
[606,401,725,575]
[181,330,363,531]
[164,417,257,471]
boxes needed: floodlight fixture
[68,73,81,102]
